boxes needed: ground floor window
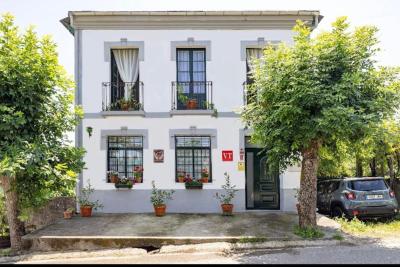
[175,136,211,182]
[107,136,143,182]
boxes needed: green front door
[246,148,280,210]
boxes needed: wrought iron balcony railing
[102,81,144,111]
[171,81,213,110]
[242,81,258,106]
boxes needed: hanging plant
[86,126,93,138]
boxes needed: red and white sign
[222,150,233,161]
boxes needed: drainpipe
[313,14,319,29]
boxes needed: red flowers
[183,174,193,183]
[134,166,144,173]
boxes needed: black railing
[242,82,249,106]
[243,81,259,105]
[171,81,213,110]
[102,82,144,111]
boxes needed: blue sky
[1,0,399,77]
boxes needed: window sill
[101,111,145,117]
[170,110,215,116]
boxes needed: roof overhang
[60,10,323,35]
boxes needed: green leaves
[0,14,85,212]
[241,17,400,171]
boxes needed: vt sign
[222,150,233,161]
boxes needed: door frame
[245,147,280,210]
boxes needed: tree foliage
[0,13,85,215]
[242,17,400,170]
[241,17,400,227]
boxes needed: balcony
[171,81,214,115]
[102,82,144,115]
[242,81,258,106]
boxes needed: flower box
[115,183,133,189]
[185,181,203,189]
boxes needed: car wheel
[331,206,344,218]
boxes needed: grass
[335,215,400,238]
[237,237,268,243]
[332,233,344,241]
[0,248,11,257]
[293,225,325,239]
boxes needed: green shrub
[0,190,9,237]
[293,225,324,239]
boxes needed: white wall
[82,116,245,190]
[79,27,300,211]
[81,29,295,113]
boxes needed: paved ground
[6,239,400,264]
[22,212,340,251]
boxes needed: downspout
[313,14,319,29]
[74,25,83,213]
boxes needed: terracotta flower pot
[154,204,166,217]
[80,206,93,217]
[201,177,208,183]
[178,176,185,183]
[221,204,234,216]
[121,103,130,111]
[186,99,197,109]
[110,175,119,184]
[63,211,73,219]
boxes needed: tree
[241,17,400,229]
[0,14,85,251]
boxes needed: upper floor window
[175,49,208,110]
[103,49,142,111]
[107,136,143,183]
[246,48,263,84]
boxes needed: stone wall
[24,197,75,234]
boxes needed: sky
[1,0,399,78]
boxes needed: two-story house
[61,10,322,213]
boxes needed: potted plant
[133,166,143,183]
[118,99,131,111]
[63,207,74,219]
[115,177,134,189]
[78,180,103,217]
[184,175,203,189]
[186,99,197,109]
[201,168,209,183]
[214,172,238,216]
[177,170,185,183]
[150,181,175,217]
[107,170,120,184]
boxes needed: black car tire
[331,206,344,218]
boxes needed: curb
[0,248,148,264]
[158,238,351,254]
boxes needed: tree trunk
[369,158,377,177]
[355,155,363,177]
[0,176,24,251]
[379,161,385,177]
[387,155,395,190]
[395,151,400,178]
[298,140,320,229]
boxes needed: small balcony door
[110,49,140,106]
[176,48,206,110]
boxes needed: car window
[318,181,329,193]
[348,179,388,191]
[327,182,338,193]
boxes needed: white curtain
[112,49,139,100]
[246,48,263,72]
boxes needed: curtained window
[110,49,140,105]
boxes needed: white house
[61,10,322,213]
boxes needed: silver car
[317,177,398,219]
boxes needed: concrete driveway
[22,212,340,251]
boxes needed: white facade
[63,11,321,213]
